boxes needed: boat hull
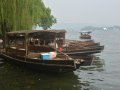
[0,53,80,73]
[63,46,104,56]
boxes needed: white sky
[43,0,120,26]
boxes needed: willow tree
[38,8,57,30]
[0,0,56,47]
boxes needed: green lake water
[0,29,120,90]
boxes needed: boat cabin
[5,30,66,59]
[79,31,92,39]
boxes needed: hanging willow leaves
[0,0,56,47]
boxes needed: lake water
[0,29,120,90]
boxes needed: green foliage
[38,8,57,30]
[0,0,56,33]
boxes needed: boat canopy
[79,31,91,35]
[6,29,66,49]
[7,30,66,36]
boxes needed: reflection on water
[0,55,105,90]
[80,55,105,71]
[0,58,4,67]
[74,55,105,90]
[0,61,81,90]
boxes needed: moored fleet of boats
[0,29,104,73]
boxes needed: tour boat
[1,30,82,73]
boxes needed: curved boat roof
[79,31,92,34]
[7,29,66,35]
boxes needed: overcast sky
[43,0,120,26]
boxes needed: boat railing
[28,45,55,53]
[6,47,26,56]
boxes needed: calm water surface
[0,29,120,90]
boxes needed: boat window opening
[33,39,39,46]
[8,40,16,47]
[28,37,56,49]
[56,38,64,47]
[17,39,24,45]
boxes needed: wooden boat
[63,45,104,55]
[79,31,91,39]
[1,30,82,73]
[63,39,104,55]
[62,31,104,56]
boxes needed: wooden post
[54,34,57,48]
[44,40,45,46]
[25,33,28,61]
[63,32,65,45]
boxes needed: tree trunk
[1,20,10,49]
